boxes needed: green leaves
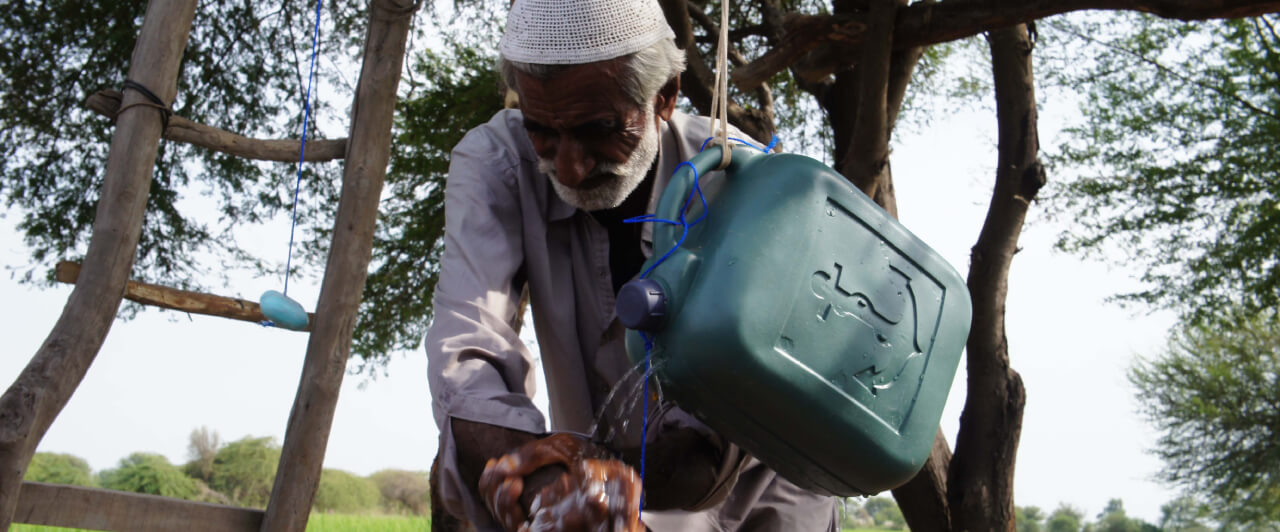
[1129,309,1280,526]
[314,469,382,514]
[0,0,366,288]
[1045,13,1280,323]
[351,43,504,371]
[206,436,281,508]
[98,452,202,500]
[24,452,95,487]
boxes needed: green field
[305,513,430,531]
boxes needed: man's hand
[479,433,644,532]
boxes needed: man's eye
[523,121,553,135]
[578,119,619,135]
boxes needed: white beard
[539,107,659,212]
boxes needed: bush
[864,495,906,530]
[25,452,94,487]
[370,469,430,515]
[839,498,874,529]
[97,453,200,500]
[314,469,380,514]
[207,436,280,508]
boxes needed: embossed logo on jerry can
[619,146,971,496]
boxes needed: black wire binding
[120,79,172,130]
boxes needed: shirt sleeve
[425,123,546,527]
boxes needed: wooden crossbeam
[86,89,347,163]
[16,481,263,532]
[54,261,313,332]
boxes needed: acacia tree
[1045,12,1279,528]
[1130,310,1280,526]
[1046,12,1280,323]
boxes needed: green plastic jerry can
[616,145,971,496]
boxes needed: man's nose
[554,139,595,188]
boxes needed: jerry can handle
[653,145,726,253]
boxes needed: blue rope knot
[624,160,709,280]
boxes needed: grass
[306,513,430,531]
[12,513,431,532]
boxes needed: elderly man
[425,0,838,529]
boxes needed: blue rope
[639,331,654,510]
[624,161,709,280]
[283,0,324,297]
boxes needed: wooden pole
[86,90,347,163]
[53,261,314,331]
[0,0,198,526]
[260,1,419,530]
[15,482,263,532]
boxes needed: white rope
[708,0,732,170]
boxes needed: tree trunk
[0,1,197,526]
[259,0,419,530]
[840,0,905,197]
[892,430,953,531]
[946,23,1041,532]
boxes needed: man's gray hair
[500,38,686,107]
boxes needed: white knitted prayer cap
[500,0,676,65]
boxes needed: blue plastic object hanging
[260,290,310,331]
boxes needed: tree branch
[694,24,770,43]
[1045,19,1280,122]
[840,0,903,196]
[87,90,347,162]
[948,23,1038,532]
[733,13,867,89]
[733,0,1280,89]
[660,0,693,49]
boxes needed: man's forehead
[514,63,639,121]
[515,58,626,86]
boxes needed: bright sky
[0,52,1182,526]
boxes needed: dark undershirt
[590,161,658,295]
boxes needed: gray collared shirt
[425,109,835,531]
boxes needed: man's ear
[654,77,680,122]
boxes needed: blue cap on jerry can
[616,278,666,332]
